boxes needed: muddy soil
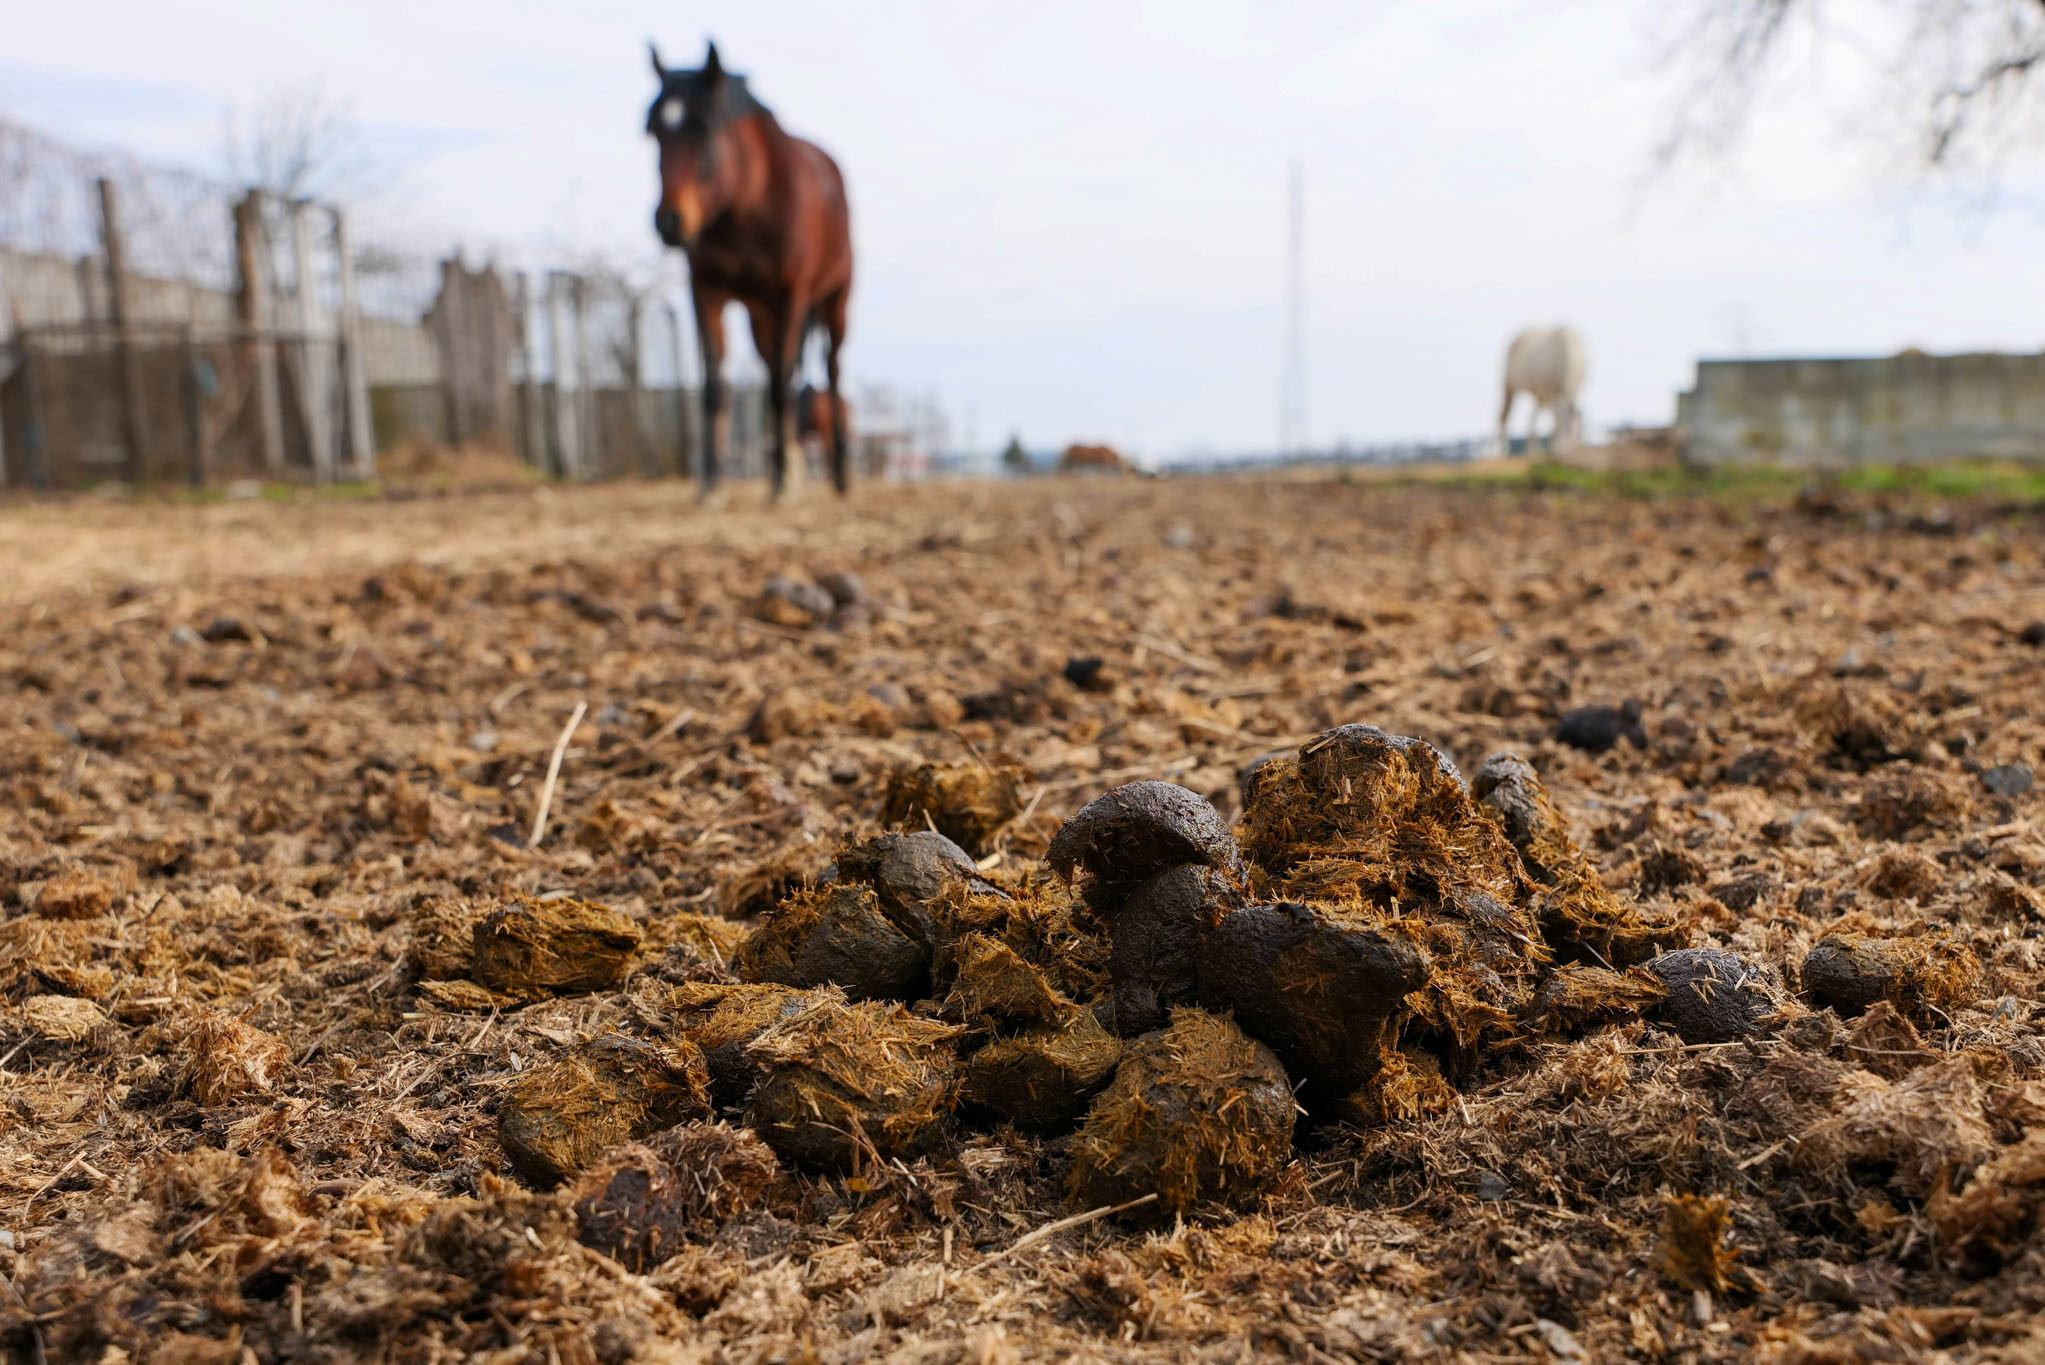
[3,474,2044,1363]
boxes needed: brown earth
[3,473,2045,1363]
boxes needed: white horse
[1497,326,1587,455]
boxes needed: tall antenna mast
[1280,160,1306,458]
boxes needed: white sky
[5,0,2043,459]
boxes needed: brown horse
[648,41,854,499]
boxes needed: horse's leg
[749,297,808,501]
[822,289,850,494]
[692,281,729,500]
[1497,384,1516,457]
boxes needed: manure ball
[744,993,959,1171]
[1643,948,1782,1044]
[1067,1008,1294,1220]
[497,1033,711,1185]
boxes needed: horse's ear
[649,42,666,80]
[703,40,724,79]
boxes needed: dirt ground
[3,472,2044,1364]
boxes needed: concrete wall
[1678,351,2045,466]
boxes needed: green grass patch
[1419,458,2045,505]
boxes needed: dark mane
[647,69,772,134]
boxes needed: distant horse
[648,41,853,498]
[1498,326,1587,456]
[1058,443,1126,475]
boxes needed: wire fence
[0,116,932,490]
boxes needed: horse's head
[647,40,767,249]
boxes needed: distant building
[1676,350,2045,466]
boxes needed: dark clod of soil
[960,1009,1123,1132]
[1555,700,1648,753]
[1197,900,1430,1101]
[743,992,959,1171]
[1067,1008,1295,1220]
[2019,620,2045,646]
[1642,948,1783,1044]
[1801,931,1980,1021]
[1048,780,1242,916]
[1063,655,1109,690]
[881,761,1025,856]
[735,883,927,1001]
[1111,863,1237,1036]
[471,896,641,999]
[497,1033,712,1186]
[570,1122,781,1270]
[1981,763,2034,798]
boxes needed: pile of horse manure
[734,882,925,1001]
[497,1033,711,1185]
[569,1122,781,1271]
[742,991,959,1171]
[1472,752,1690,966]
[882,760,1025,856]
[1048,782,1244,1036]
[1066,1009,1294,1219]
[661,981,809,1105]
[1237,725,1547,1070]
[31,869,114,920]
[470,896,641,999]
[1801,930,1979,1021]
[832,828,996,950]
[162,1006,291,1105]
[948,933,1122,1130]
[1641,947,1785,1043]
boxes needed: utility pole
[1279,161,1306,459]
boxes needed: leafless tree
[1658,0,2045,176]
[222,86,373,201]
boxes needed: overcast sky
[5,1,2043,458]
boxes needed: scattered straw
[529,700,588,848]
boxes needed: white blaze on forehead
[660,98,684,130]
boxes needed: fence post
[515,272,544,468]
[291,201,336,481]
[547,272,579,478]
[97,178,150,483]
[333,209,375,479]
[572,274,594,479]
[627,293,656,476]
[179,323,205,485]
[663,297,691,480]
[19,341,50,490]
[234,192,286,472]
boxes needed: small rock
[1981,764,2033,798]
